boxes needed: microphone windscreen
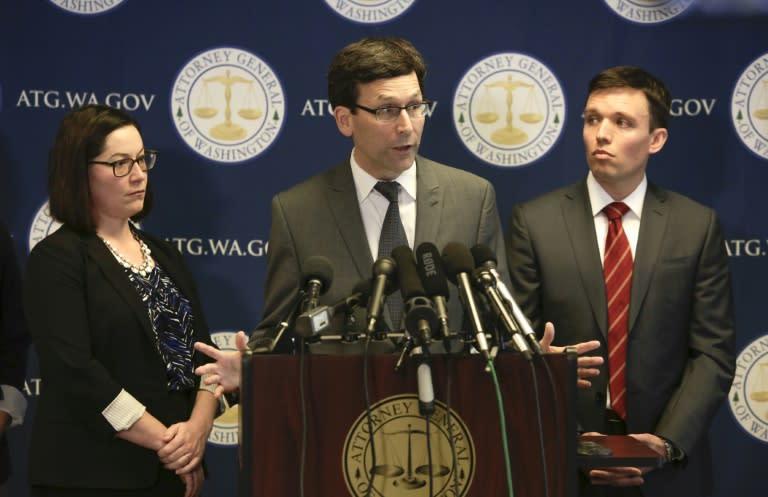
[372,256,397,277]
[441,242,475,284]
[391,245,425,301]
[415,242,450,299]
[470,243,497,269]
[301,255,334,294]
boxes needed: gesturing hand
[538,322,604,388]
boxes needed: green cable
[488,359,515,497]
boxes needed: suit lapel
[84,235,155,341]
[325,161,373,281]
[562,182,609,336]
[629,183,668,331]
[413,156,442,247]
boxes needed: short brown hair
[48,104,153,233]
[327,37,427,111]
[587,66,671,131]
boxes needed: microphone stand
[248,289,306,354]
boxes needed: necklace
[100,232,153,277]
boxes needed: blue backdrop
[1,1,767,496]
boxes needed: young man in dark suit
[505,66,735,497]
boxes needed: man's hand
[194,331,248,397]
[539,322,603,388]
[583,432,666,486]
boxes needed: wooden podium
[240,350,580,497]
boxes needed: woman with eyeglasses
[24,104,218,497]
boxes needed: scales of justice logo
[602,0,694,24]
[731,52,768,161]
[453,53,565,168]
[342,394,475,497]
[728,334,768,443]
[171,47,285,164]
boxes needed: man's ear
[649,127,668,154]
[334,106,354,137]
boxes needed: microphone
[391,246,438,347]
[473,268,533,360]
[300,256,334,313]
[390,245,438,417]
[294,279,370,338]
[442,242,491,360]
[366,256,398,335]
[415,242,451,340]
[416,354,435,416]
[471,244,543,355]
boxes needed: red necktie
[603,202,632,419]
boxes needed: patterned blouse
[126,263,196,391]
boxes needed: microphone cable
[486,357,515,497]
[527,356,550,497]
[361,332,376,497]
[439,337,462,497]
[298,337,308,497]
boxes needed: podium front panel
[240,352,577,497]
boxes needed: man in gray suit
[196,37,602,392]
[254,37,509,353]
[505,66,735,497]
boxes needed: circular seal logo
[453,52,565,168]
[602,0,694,24]
[50,0,125,15]
[206,330,240,447]
[731,52,768,161]
[171,47,286,164]
[324,0,416,24]
[28,201,62,253]
[728,334,768,443]
[342,394,475,497]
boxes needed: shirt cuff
[199,373,217,393]
[102,389,146,431]
[0,385,27,427]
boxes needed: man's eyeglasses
[90,149,158,177]
[354,101,433,122]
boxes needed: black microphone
[300,256,334,313]
[390,245,438,417]
[471,244,543,355]
[294,279,370,338]
[442,242,491,360]
[415,242,451,340]
[366,256,398,335]
[473,267,533,360]
[391,246,438,347]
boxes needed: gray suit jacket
[506,179,735,497]
[253,155,509,353]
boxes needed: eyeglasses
[354,101,433,122]
[90,149,158,177]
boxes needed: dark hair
[48,104,153,233]
[587,66,671,131]
[327,37,427,111]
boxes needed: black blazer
[506,180,736,497]
[23,225,215,489]
[0,223,29,485]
